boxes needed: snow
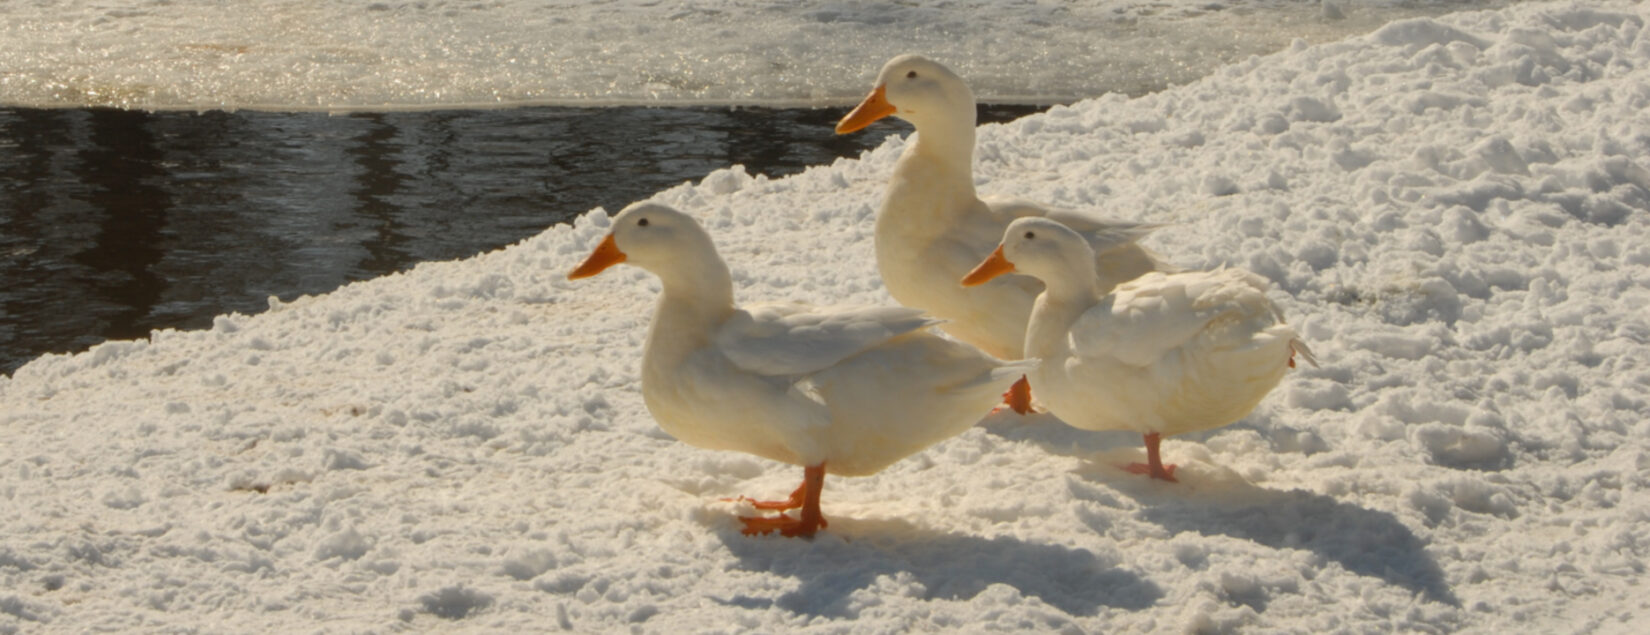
[1,0,1524,110]
[4,0,1650,632]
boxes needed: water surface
[0,105,1042,374]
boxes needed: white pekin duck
[837,54,1174,414]
[568,202,1033,537]
[962,217,1315,482]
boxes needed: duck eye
[1024,231,1035,239]
[906,70,918,79]
[637,218,649,227]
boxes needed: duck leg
[739,463,828,538]
[1122,432,1179,482]
[996,375,1034,415]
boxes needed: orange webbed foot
[1121,461,1179,483]
[997,375,1035,415]
[723,483,806,511]
[733,463,828,538]
[1122,432,1179,482]
[738,512,828,538]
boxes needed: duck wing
[1070,269,1278,368]
[715,302,941,377]
[982,195,1166,254]
[983,196,1178,288]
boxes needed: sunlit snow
[2,0,1649,632]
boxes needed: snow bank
[3,1,1649,631]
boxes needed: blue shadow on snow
[1086,463,1461,607]
[991,411,1459,607]
[714,517,1162,618]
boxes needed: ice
[0,1,1533,111]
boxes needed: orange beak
[961,245,1015,286]
[835,85,895,134]
[567,234,626,280]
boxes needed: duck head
[962,217,1098,294]
[836,54,976,135]
[568,202,731,297]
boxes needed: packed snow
[4,0,1650,632]
[1,0,1528,110]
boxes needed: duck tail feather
[1289,338,1319,369]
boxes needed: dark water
[0,105,1044,374]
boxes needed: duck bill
[567,234,627,280]
[961,246,1015,286]
[835,85,895,134]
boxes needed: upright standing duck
[963,217,1314,482]
[569,202,1033,536]
[837,54,1173,414]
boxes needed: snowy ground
[5,1,1650,632]
[1,0,1522,110]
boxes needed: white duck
[962,217,1315,482]
[837,54,1173,414]
[568,202,1032,537]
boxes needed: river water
[0,105,1040,373]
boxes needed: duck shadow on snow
[989,412,1458,606]
[1076,459,1460,608]
[713,517,1162,618]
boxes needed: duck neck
[646,258,735,363]
[882,113,980,240]
[1025,274,1101,359]
[905,111,977,179]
